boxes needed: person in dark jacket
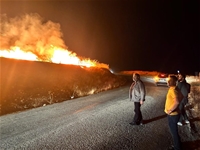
[177,73,190,126]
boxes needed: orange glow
[0,13,109,69]
[0,47,38,61]
[0,46,108,68]
[51,48,96,67]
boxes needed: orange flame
[0,46,107,68]
[0,13,109,69]
[0,47,37,61]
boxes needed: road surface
[0,77,192,150]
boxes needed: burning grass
[0,57,127,116]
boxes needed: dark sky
[1,0,199,74]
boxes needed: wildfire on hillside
[0,13,108,69]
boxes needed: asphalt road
[0,77,176,150]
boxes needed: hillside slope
[0,57,127,115]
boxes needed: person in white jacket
[129,73,146,125]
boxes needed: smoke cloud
[0,13,68,61]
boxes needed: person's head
[133,73,140,81]
[178,73,186,82]
[167,75,178,87]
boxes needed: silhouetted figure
[177,73,190,126]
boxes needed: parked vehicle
[154,73,169,86]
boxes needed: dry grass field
[0,57,127,116]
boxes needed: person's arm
[139,81,145,104]
[129,82,135,100]
[166,97,180,114]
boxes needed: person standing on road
[177,73,190,126]
[129,73,146,125]
[165,75,183,150]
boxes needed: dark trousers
[168,114,182,150]
[179,100,188,123]
[133,102,143,124]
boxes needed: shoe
[139,121,144,125]
[185,120,190,124]
[177,122,183,126]
[129,122,138,125]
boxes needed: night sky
[1,0,199,74]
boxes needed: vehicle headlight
[154,77,159,81]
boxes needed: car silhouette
[154,73,169,86]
